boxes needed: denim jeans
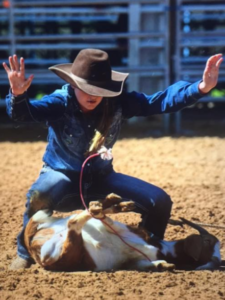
[17,164,172,260]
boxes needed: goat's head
[181,218,221,270]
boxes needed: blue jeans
[17,165,172,260]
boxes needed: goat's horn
[180,217,209,235]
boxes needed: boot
[9,256,33,270]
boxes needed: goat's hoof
[157,262,175,272]
[117,201,136,212]
[102,193,123,209]
[89,201,104,217]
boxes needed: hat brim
[49,63,129,97]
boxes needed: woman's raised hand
[198,53,223,94]
[2,55,34,96]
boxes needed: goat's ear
[184,234,203,261]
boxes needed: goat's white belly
[82,219,158,271]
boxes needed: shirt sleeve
[5,87,67,123]
[120,80,205,119]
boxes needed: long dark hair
[88,98,115,155]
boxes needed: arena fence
[0,0,224,133]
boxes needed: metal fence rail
[1,0,225,132]
[174,0,225,132]
[0,0,170,94]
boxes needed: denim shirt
[5,80,203,173]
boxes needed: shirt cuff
[9,89,27,104]
[186,80,208,102]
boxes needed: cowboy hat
[49,48,129,97]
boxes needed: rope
[79,153,99,211]
[169,218,225,230]
[79,152,151,262]
[191,223,225,230]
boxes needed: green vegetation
[210,89,225,98]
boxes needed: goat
[24,193,221,272]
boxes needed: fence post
[9,0,16,55]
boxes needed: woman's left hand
[198,53,223,94]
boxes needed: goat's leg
[149,260,175,272]
[103,200,136,214]
[24,209,56,252]
[128,259,175,272]
[89,198,135,219]
[101,193,123,209]
[67,210,93,233]
[88,199,135,217]
[88,200,135,233]
[88,192,135,218]
[40,209,93,268]
[101,193,136,211]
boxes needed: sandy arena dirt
[0,124,225,300]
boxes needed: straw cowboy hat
[49,49,129,97]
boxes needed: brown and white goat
[24,194,221,272]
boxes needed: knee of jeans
[54,193,81,212]
[152,192,173,217]
[26,190,52,218]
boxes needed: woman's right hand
[2,54,34,96]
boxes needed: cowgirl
[3,49,223,269]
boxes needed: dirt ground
[0,121,225,300]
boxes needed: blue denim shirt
[6,81,203,173]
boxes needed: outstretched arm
[3,55,67,122]
[121,53,223,118]
[3,54,34,96]
[198,53,223,94]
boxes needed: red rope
[79,152,151,262]
[79,153,99,211]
